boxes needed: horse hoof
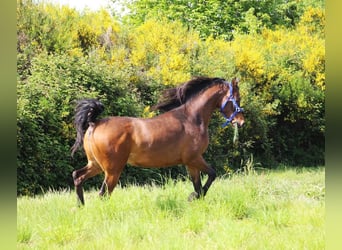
[188,192,199,202]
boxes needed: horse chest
[183,126,209,154]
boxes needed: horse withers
[71,77,244,205]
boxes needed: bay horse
[71,77,244,205]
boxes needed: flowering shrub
[129,19,200,85]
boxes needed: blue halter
[220,81,244,128]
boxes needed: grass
[17,167,325,250]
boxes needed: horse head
[219,78,245,127]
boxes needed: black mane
[152,77,226,112]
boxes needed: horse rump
[71,98,104,156]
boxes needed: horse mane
[152,77,226,112]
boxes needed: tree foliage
[120,0,324,40]
[17,0,325,195]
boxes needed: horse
[71,77,245,205]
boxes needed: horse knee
[202,167,216,195]
[204,166,216,181]
[209,168,216,180]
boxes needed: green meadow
[17,168,324,250]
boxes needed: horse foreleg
[187,156,216,201]
[202,165,216,196]
[187,167,203,201]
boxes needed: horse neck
[185,86,224,127]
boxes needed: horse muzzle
[232,114,245,127]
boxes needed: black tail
[71,98,104,157]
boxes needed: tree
[117,0,323,40]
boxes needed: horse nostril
[239,120,245,127]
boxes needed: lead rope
[233,122,239,144]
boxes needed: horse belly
[128,147,181,168]
[127,144,182,168]
[127,117,185,167]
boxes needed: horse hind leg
[72,162,102,205]
[98,175,117,198]
[95,141,129,199]
[100,173,122,197]
[98,158,127,199]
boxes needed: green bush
[17,51,143,195]
[17,1,324,195]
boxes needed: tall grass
[17,168,324,249]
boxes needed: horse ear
[232,77,239,87]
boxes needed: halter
[220,81,244,128]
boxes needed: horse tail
[71,98,105,157]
